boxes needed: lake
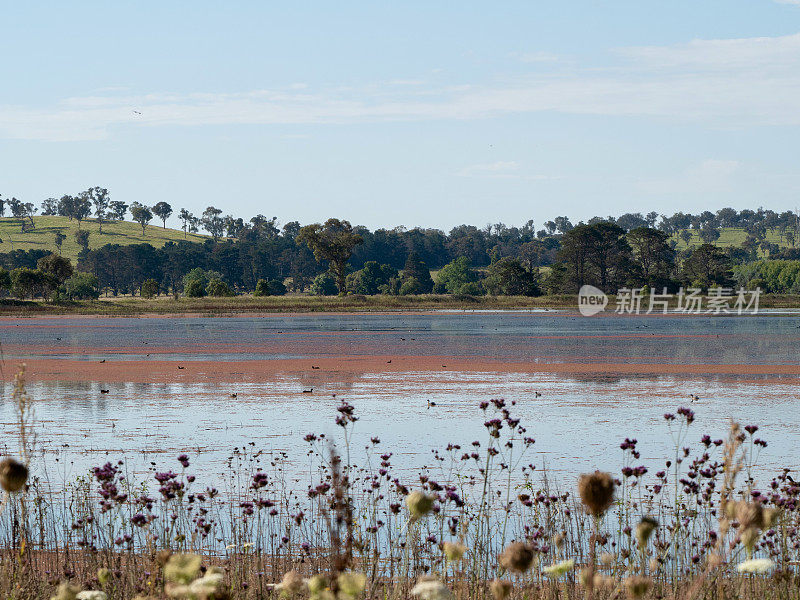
[1,311,799,491]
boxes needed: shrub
[267,279,287,296]
[184,279,206,298]
[436,257,479,294]
[62,272,99,300]
[482,258,539,296]
[255,278,288,296]
[457,281,485,296]
[206,278,234,297]
[399,277,424,296]
[254,279,270,296]
[11,268,50,299]
[141,278,159,299]
[311,272,338,296]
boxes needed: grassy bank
[0,293,798,316]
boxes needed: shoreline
[13,355,800,383]
[1,293,799,316]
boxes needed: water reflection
[0,312,798,492]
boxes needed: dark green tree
[130,202,153,235]
[401,252,433,293]
[682,243,731,288]
[435,256,479,294]
[88,187,111,233]
[202,206,225,240]
[483,257,539,296]
[297,218,363,294]
[627,227,676,287]
[152,202,173,228]
[37,253,73,286]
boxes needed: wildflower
[411,579,453,600]
[443,541,467,561]
[578,471,615,517]
[499,542,535,573]
[542,559,575,578]
[0,457,28,492]
[77,593,108,600]
[635,516,658,547]
[624,576,651,599]
[489,580,512,600]
[736,558,774,574]
[337,572,366,598]
[51,584,80,600]
[163,554,202,584]
[406,490,435,520]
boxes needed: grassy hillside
[670,226,794,251]
[0,215,208,263]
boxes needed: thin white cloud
[456,161,558,181]
[4,32,800,141]
[510,51,563,63]
[775,0,800,5]
[636,159,742,196]
[457,161,520,177]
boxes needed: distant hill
[0,216,208,264]
[670,226,794,252]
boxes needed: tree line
[1,188,799,299]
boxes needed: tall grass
[0,367,796,599]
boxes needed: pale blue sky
[2,1,800,230]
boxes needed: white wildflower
[411,580,453,600]
[736,558,774,574]
[76,593,107,600]
[542,559,575,578]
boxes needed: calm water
[1,311,799,489]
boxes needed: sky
[2,1,800,231]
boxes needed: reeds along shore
[0,366,797,600]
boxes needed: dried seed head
[740,527,761,557]
[50,583,80,600]
[735,501,764,530]
[499,542,535,573]
[635,516,658,547]
[490,580,512,600]
[552,533,566,551]
[0,458,28,493]
[308,575,328,595]
[578,471,615,517]
[163,554,202,585]
[624,576,651,599]
[763,507,780,529]
[406,491,435,520]
[280,571,306,596]
[579,568,594,590]
[337,573,366,598]
[443,542,467,562]
[600,552,615,567]
[97,567,112,585]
